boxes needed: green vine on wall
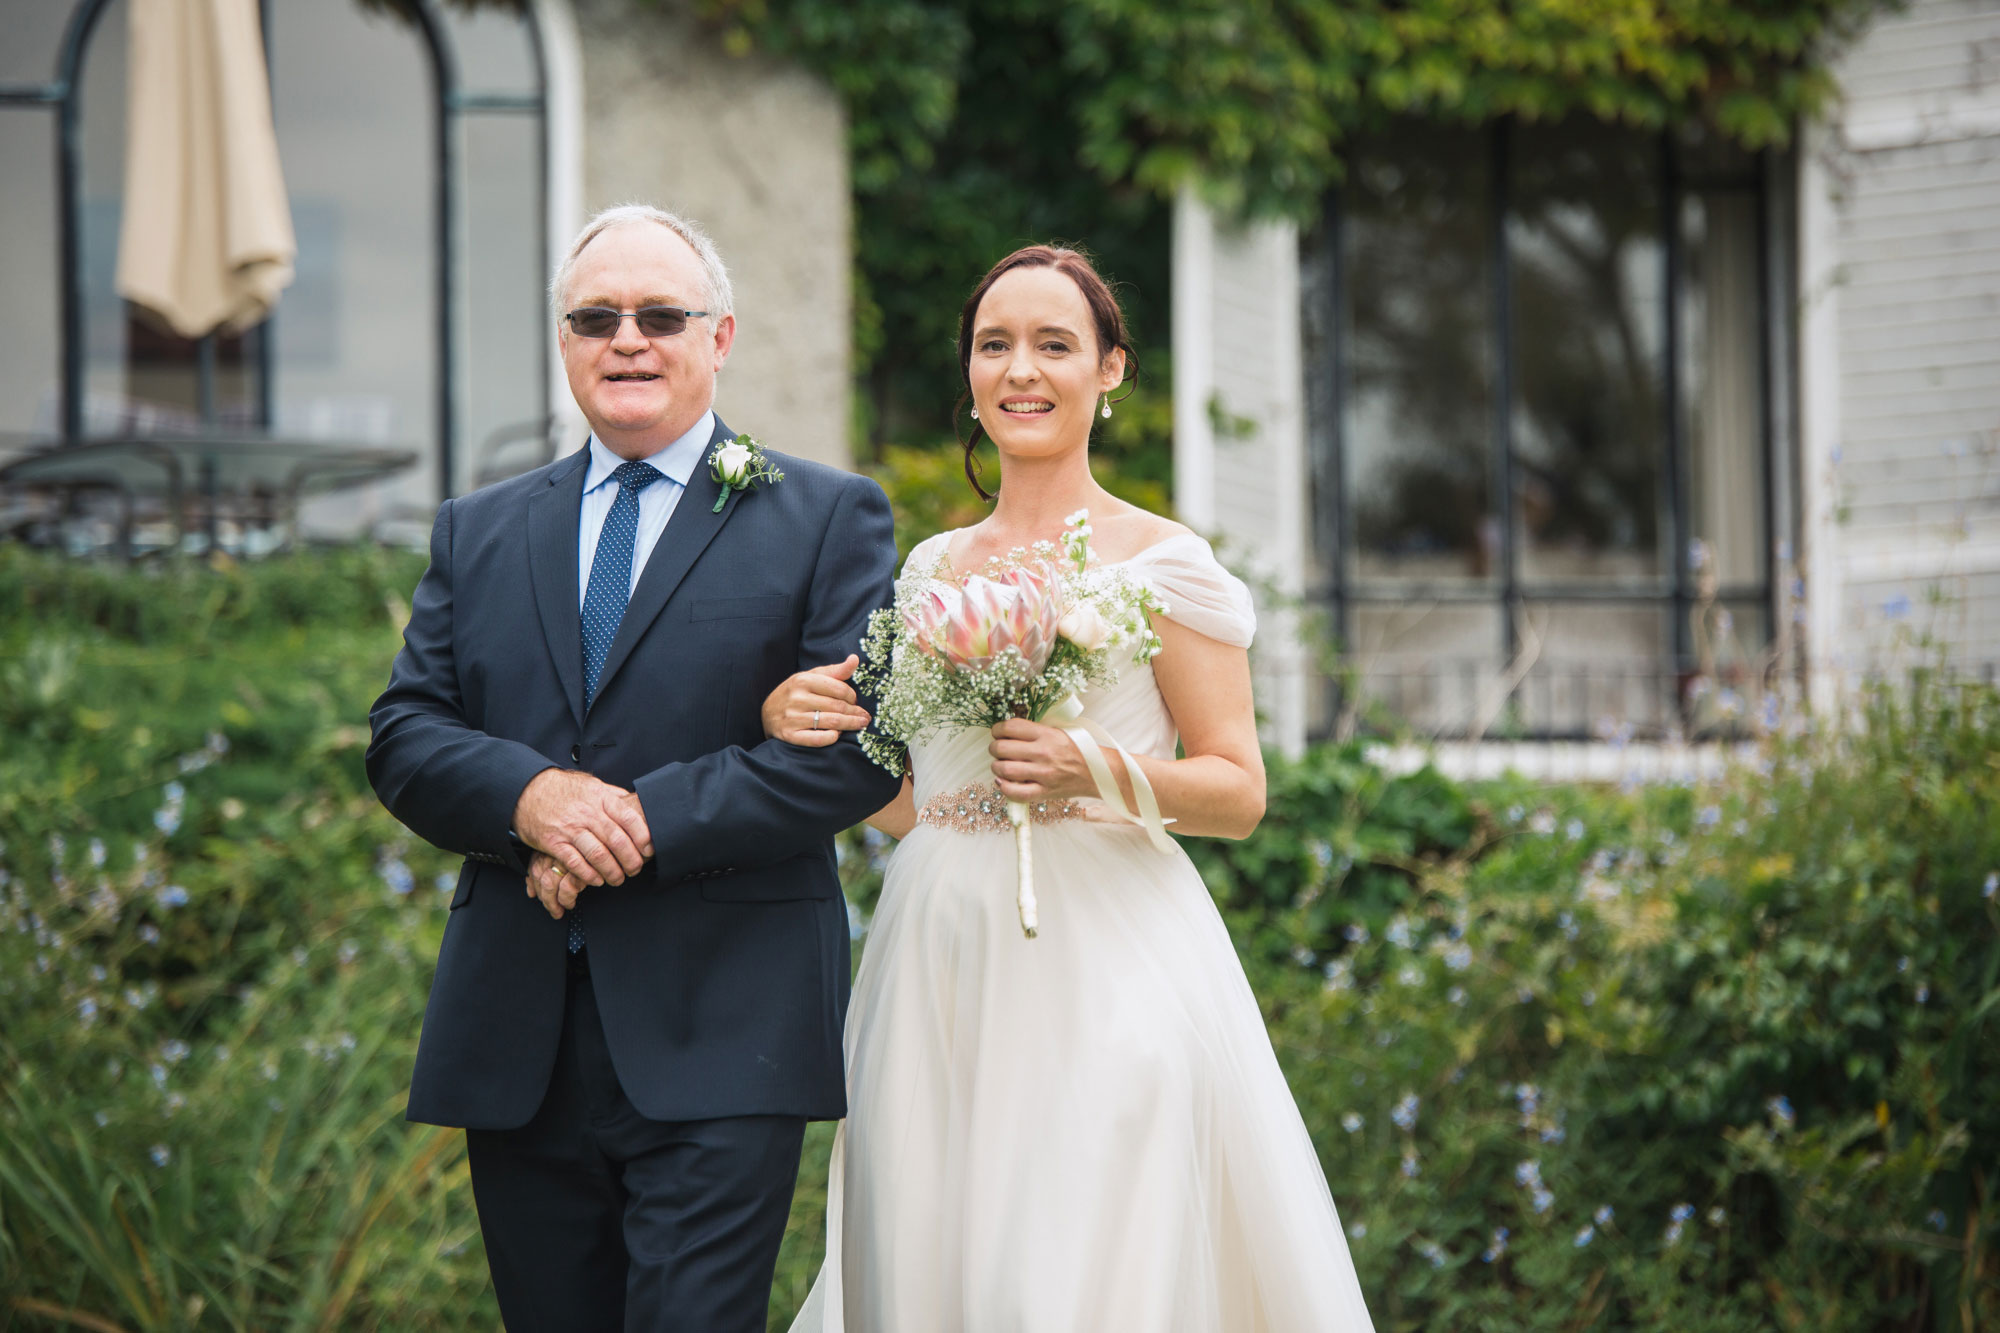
[689,0,1893,451]
[696,0,1888,215]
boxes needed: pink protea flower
[924,562,1062,674]
[901,583,957,657]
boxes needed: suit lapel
[589,416,740,710]
[528,446,590,728]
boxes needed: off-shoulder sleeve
[1126,533,1256,648]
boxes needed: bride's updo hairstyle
[955,244,1139,500]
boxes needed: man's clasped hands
[513,768,652,919]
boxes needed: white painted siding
[1803,0,2000,677]
[1173,188,1309,753]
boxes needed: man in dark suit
[366,204,900,1332]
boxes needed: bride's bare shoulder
[1092,506,1194,561]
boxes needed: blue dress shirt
[576,410,716,608]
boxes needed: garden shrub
[4,549,1994,1330]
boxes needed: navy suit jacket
[366,416,902,1129]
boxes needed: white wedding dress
[788,531,1375,1333]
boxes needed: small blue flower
[1767,1095,1795,1127]
[1341,1112,1364,1134]
[1594,1204,1614,1226]
[1574,1224,1595,1247]
[379,858,415,897]
[1986,872,1998,899]
[1481,1228,1509,1262]
[1670,1203,1695,1223]
[157,885,189,909]
[1882,592,1911,620]
[1401,1150,1420,1179]
[77,997,98,1023]
[160,1040,189,1064]
[1391,1093,1420,1131]
[149,1145,171,1168]
[1928,1209,1948,1232]
[1565,819,1585,842]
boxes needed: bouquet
[855,511,1169,937]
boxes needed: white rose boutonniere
[707,435,784,512]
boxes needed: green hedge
[3,549,1995,1329]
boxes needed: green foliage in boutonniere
[707,435,784,513]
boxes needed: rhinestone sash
[916,781,1084,834]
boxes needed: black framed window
[0,0,553,513]
[1304,119,1784,741]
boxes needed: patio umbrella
[116,0,295,338]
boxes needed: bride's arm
[761,660,918,839]
[987,614,1266,840]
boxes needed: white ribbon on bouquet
[1006,693,1176,938]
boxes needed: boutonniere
[707,435,784,513]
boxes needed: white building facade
[1,0,850,544]
[1177,0,2000,754]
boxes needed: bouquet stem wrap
[1007,797,1037,938]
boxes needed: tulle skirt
[787,812,1375,1332]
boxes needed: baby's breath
[855,515,1166,775]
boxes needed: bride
[761,245,1375,1332]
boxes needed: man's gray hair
[549,203,735,320]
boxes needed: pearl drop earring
[1100,396,1113,420]
[970,407,979,420]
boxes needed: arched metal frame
[0,0,553,504]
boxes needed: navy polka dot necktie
[570,458,662,953]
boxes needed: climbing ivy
[691,0,1890,449]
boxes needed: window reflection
[1313,119,1781,739]
[1509,120,1665,585]
[269,0,437,532]
[1342,127,1497,583]
[0,116,60,436]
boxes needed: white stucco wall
[1800,0,2000,687]
[568,0,851,469]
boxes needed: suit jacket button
[569,743,582,764]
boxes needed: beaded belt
[915,781,1083,835]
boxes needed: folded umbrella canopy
[116,0,295,338]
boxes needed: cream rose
[1057,602,1112,652]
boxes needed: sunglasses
[563,305,711,339]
